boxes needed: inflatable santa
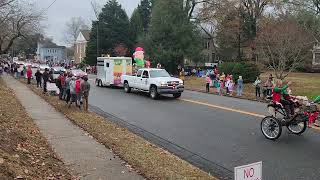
[133,47,145,68]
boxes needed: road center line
[181,99,320,132]
[181,99,266,118]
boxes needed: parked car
[31,63,40,68]
[51,67,66,80]
[39,64,50,74]
[71,69,87,78]
[121,68,184,99]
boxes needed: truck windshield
[150,70,170,78]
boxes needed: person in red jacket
[58,72,66,100]
[75,76,82,109]
[26,66,33,84]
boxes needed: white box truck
[96,57,132,87]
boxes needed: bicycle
[260,96,313,140]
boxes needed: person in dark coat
[42,68,49,93]
[35,69,42,88]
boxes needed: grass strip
[185,72,320,100]
[0,77,72,179]
[18,78,216,180]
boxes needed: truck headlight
[179,81,184,85]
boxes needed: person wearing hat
[35,69,42,88]
[81,76,91,111]
[42,68,49,94]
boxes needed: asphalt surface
[88,75,320,180]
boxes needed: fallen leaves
[0,78,72,179]
[21,77,217,180]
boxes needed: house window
[77,44,79,54]
[315,53,320,64]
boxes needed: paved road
[88,75,320,180]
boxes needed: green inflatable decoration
[134,58,145,67]
[134,47,145,68]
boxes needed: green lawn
[185,72,320,100]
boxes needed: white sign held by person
[235,161,262,180]
[47,82,60,94]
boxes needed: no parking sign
[235,161,262,180]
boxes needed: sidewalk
[2,75,143,180]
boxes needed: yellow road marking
[181,99,265,118]
[181,98,320,132]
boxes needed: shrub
[218,62,260,83]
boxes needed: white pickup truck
[121,68,184,99]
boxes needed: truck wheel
[150,86,159,100]
[95,79,99,87]
[173,93,181,98]
[124,82,131,93]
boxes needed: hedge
[218,62,260,83]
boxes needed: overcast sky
[32,0,140,46]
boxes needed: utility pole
[91,1,100,58]
[238,0,242,61]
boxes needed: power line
[40,0,58,15]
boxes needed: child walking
[205,75,211,93]
[216,80,222,96]
[228,80,234,96]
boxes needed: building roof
[39,38,66,49]
[42,45,66,49]
[80,30,91,41]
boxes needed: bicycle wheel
[261,116,282,140]
[287,114,307,135]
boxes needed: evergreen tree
[139,0,152,32]
[130,7,144,45]
[146,0,201,73]
[85,0,131,65]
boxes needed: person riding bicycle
[283,86,297,116]
[272,79,294,119]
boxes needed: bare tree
[284,0,320,15]
[257,19,314,79]
[0,1,42,54]
[0,0,15,8]
[113,43,128,57]
[197,0,239,60]
[64,17,88,45]
[184,0,213,21]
